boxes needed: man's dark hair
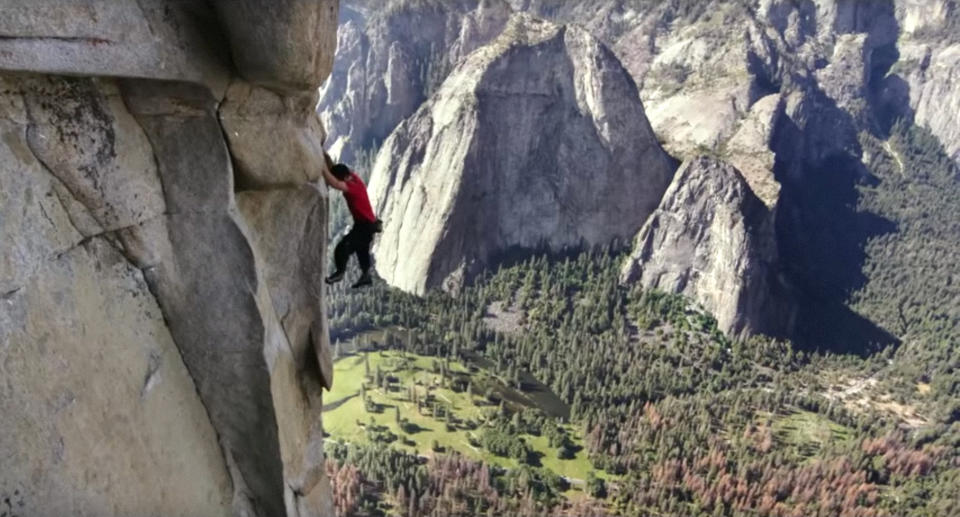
[331,163,351,180]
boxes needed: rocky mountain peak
[367,12,676,294]
[621,156,791,337]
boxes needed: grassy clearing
[324,350,599,482]
[773,410,854,458]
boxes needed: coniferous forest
[323,243,958,517]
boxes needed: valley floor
[322,250,958,517]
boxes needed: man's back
[342,172,376,224]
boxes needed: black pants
[334,221,376,274]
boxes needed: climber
[322,153,380,289]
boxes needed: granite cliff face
[318,0,513,165]
[514,0,960,340]
[885,2,960,163]
[511,0,960,176]
[367,14,676,295]
[509,0,896,153]
[621,157,790,337]
[0,2,337,516]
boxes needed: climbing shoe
[351,273,373,289]
[325,271,345,285]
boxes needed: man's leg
[326,229,357,284]
[351,225,375,288]
[356,236,372,273]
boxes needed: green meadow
[323,349,604,483]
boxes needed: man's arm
[321,153,349,191]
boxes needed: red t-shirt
[343,172,376,223]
